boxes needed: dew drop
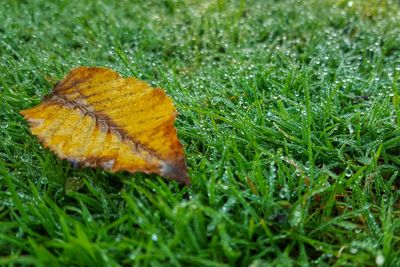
[350,247,358,254]
[151,234,158,242]
[279,185,290,199]
[345,168,353,177]
[376,254,385,266]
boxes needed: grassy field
[1,0,400,266]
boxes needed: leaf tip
[160,159,190,185]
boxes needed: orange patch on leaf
[20,67,189,185]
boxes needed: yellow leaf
[20,67,189,185]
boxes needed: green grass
[1,0,400,266]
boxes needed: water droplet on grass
[207,224,216,232]
[350,247,358,254]
[279,185,290,199]
[65,176,84,194]
[151,234,158,241]
[345,168,353,177]
[290,204,302,227]
[376,254,385,266]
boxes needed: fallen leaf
[20,67,189,185]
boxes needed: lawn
[1,0,400,266]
